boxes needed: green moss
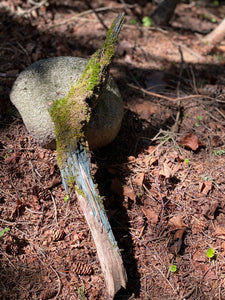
[96,195,104,210]
[75,186,86,198]
[49,85,90,167]
[78,59,101,92]
[74,16,123,107]
[49,14,124,167]
[66,175,77,188]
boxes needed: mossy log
[10,13,127,299]
[10,57,123,151]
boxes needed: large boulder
[10,57,123,149]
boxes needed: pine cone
[73,262,93,275]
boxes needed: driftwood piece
[50,14,127,299]
[202,18,225,46]
[76,191,127,299]
[10,13,127,299]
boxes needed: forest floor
[0,1,225,299]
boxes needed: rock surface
[10,57,123,149]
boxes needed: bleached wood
[76,192,127,299]
[202,18,225,46]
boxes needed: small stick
[84,0,109,31]
[128,83,205,102]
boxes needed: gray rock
[10,57,123,149]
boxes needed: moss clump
[49,14,124,168]
[49,85,90,167]
[74,14,124,108]
[75,186,86,198]
[66,175,77,189]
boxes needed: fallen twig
[84,0,108,30]
[17,0,48,16]
[50,192,58,225]
[128,83,206,102]
[45,7,117,31]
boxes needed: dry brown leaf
[168,228,185,255]
[45,177,61,189]
[123,186,136,201]
[172,164,181,175]
[168,150,179,160]
[133,172,145,187]
[214,224,225,237]
[39,151,45,159]
[143,155,158,166]
[142,207,159,225]
[168,215,186,229]
[31,195,41,211]
[161,162,173,178]
[50,164,55,175]
[202,200,218,219]
[193,250,207,262]
[211,135,223,147]
[4,152,21,164]
[214,214,225,238]
[174,228,185,240]
[127,156,136,162]
[204,270,217,281]
[179,133,199,150]
[145,146,156,154]
[40,289,57,300]
[199,181,212,195]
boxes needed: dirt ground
[0,1,225,299]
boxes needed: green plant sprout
[197,115,203,121]
[169,264,177,273]
[195,122,200,127]
[130,18,137,25]
[207,248,215,259]
[64,194,69,202]
[142,16,152,27]
[78,285,86,300]
[203,14,217,23]
[0,227,10,238]
[212,149,225,156]
[184,114,189,118]
[216,54,225,63]
[184,158,189,164]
